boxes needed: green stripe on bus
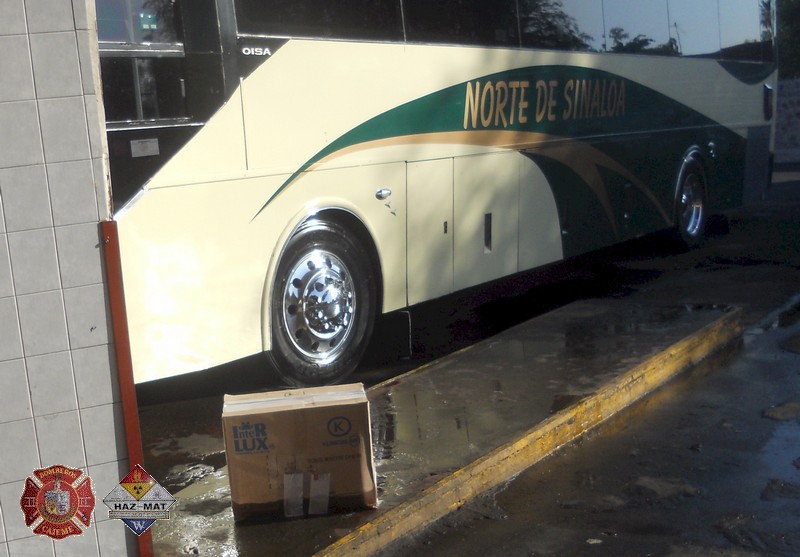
[255,65,719,216]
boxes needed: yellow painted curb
[315,307,742,557]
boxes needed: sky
[560,0,764,55]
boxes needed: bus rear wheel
[675,153,707,246]
[269,220,377,387]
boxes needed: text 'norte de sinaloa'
[463,77,627,129]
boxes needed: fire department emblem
[19,464,95,540]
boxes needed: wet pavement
[382,300,800,557]
[370,172,800,557]
[139,301,738,556]
[368,302,735,510]
[137,169,800,556]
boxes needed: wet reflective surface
[135,172,800,555]
[370,302,733,510]
[384,305,800,557]
[141,301,733,556]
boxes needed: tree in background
[519,0,593,51]
[608,27,679,56]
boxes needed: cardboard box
[222,383,378,522]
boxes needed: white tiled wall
[0,1,135,555]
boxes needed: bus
[97,0,776,386]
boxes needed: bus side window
[518,0,597,51]
[97,0,181,44]
[233,0,403,42]
[96,0,128,42]
[403,0,520,47]
[97,0,188,124]
[100,57,188,123]
[718,0,774,62]
[99,58,137,123]
[601,0,774,61]
[602,0,675,56]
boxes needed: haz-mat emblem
[19,464,95,540]
[103,464,175,536]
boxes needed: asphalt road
[376,176,800,557]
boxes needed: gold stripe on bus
[276,130,670,237]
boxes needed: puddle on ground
[763,401,800,421]
[144,301,734,555]
[629,476,700,499]
[150,433,222,458]
[779,334,800,354]
[759,418,800,483]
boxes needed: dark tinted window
[602,0,678,56]
[718,0,774,62]
[97,0,181,44]
[665,0,719,57]
[234,0,403,41]
[100,58,137,122]
[100,57,188,122]
[600,0,773,61]
[519,0,595,51]
[404,0,519,47]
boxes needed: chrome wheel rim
[281,248,356,364]
[679,172,704,238]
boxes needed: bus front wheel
[675,153,708,246]
[269,220,377,387]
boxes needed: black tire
[675,153,708,247]
[269,220,377,386]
